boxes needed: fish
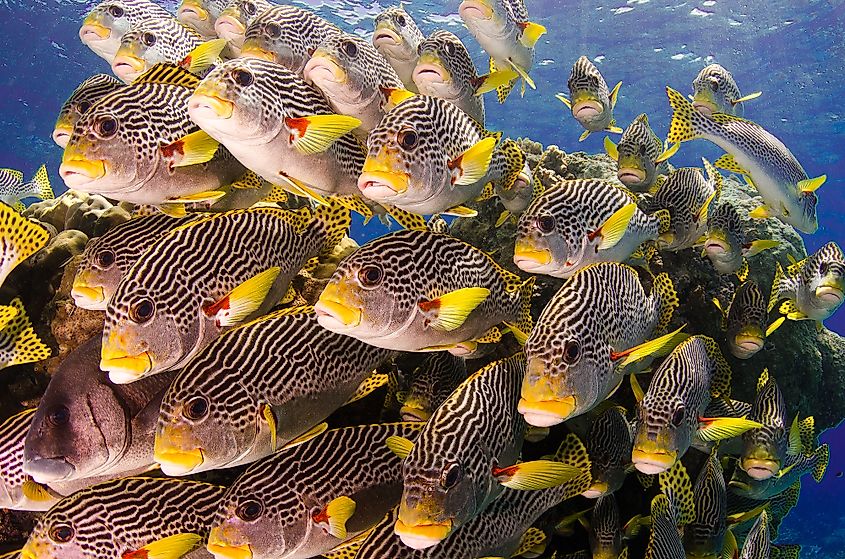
[154,306,393,476]
[214,0,274,56]
[666,86,824,234]
[0,202,50,287]
[713,280,773,360]
[0,297,51,371]
[645,462,696,559]
[72,213,193,311]
[240,5,341,74]
[398,352,467,422]
[703,202,779,279]
[372,6,425,92]
[729,442,829,501]
[738,511,771,559]
[557,56,623,141]
[0,165,53,212]
[458,0,546,102]
[586,494,626,559]
[359,94,527,216]
[315,229,534,355]
[100,202,349,383]
[639,159,720,252]
[691,64,761,117]
[683,448,729,559]
[513,177,670,278]
[23,336,172,487]
[582,406,633,499]
[412,30,516,125]
[53,74,124,148]
[519,262,679,427]
[303,32,404,139]
[178,0,230,39]
[0,408,62,511]
[20,477,224,559]
[393,354,580,549]
[604,113,676,192]
[79,0,172,63]
[205,422,423,559]
[768,241,844,325]
[59,64,248,209]
[632,335,762,475]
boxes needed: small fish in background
[397,352,468,422]
[373,6,425,92]
[582,406,633,499]
[691,63,761,117]
[730,440,829,501]
[205,422,423,559]
[304,32,404,139]
[214,0,274,56]
[768,241,845,327]
[20,477,224,559]
[177,0,230,40]
[78,0,172,63]
[604,113,677,192]
[713,280,777,360]
[665,86,824,234]
[0,408,63,511]
[0,202,50,287]
[514,177,669,278]
[683,448,734,559]
[583,494,627,559]
[458,0,546,102]
[557,56,623,141]
[315,229,534,355]
[703,202,779,280]
[359,95,527,216]
[0,164,53,212]
[53,74,124,148]
[240,5,341,74]
[519,262,679,427]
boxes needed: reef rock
[24,190,131,237]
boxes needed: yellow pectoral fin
[262,404,278,452]
[419,286,490,331]
[749,205,774,219]
[204,267,281,327]
[286,114,362,155]
[745,239,779,256]
[167,190,226,203]
[495,210,512,228]
[697,416,763,442]
[132,533,203,559]
[654,142,680,163]
[475,69,520,95]
[494,460,583,490]
[277,175,331,206]
[451,136,497,186]
[182,38,227,74]
[797,174,826,193]
[697,189,718,224]
[578,129,591,142]
[381,86,416,109]
[505,59,536,90]
[442,205,478,217]
[555,93,572,109]
[603,136,619,160]
[594,202,636,251]
[314,496,357,539]
[518,21,547,48]
[386,435,414,459]
[787,415,803,456]
[609,81,622,108]
[166,130,220,167]
[282,422,328,450]
[21,479,58,503]
[630,373,645,403]
[606,125,624,134]
[611,325,687,368]
[732,91,762,104]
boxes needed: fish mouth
[704,237,729,256]
[394,518,453,550]
[154,441,204,476]
[582,481,609,499]
[207,527,253,559]
[59,157,106,188]
[572,99,603,120]
[816,284,844,305]
[315,288,362,331]
[178,2,208,22]
[240,43,277,62]
[631,448,677,475]
[513,242,552,271]
[732,332,764,359]
[400,405,431,422]
[617,167,645,185]
[71,283,106,310]
[741,458,779,481]
[517,396,575,427]
[215,15,246,41]
[111,53,147,82]
[358,171,408,199]
[692,100,717,116]
[459,0,494,21]
[303,53,346,85]
[100,334,153,383]
[373,27,401,48]
[412,63,447,85]
[79,22,111,43]
[52,125,72,148]
[23,457,76,484]
[188,93,235,120]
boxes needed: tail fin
[0,202,51,286]
[666,86,704,144]
[654,208,671,236]
[28,164,53,200]
[768,263,785,313]
[657,461,695,526]
[812,444,830,482]
[504,276,535,344]
[0,298,51,367]
[651,272,679,334]
[313,200,351,260]
[493,138,527,194]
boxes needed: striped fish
[730,442,829,501]
[154,306,393,476]
[54,74,124,148]
[214,0,274,56]
[520,262,678,427]
[100,202,349,383]
[514,177,670,278]
[0,165,53,212]
[398,352,467,422]
[588,494,626,559]
[79,0,172,63]
[373,6,424,92]
[703,202,778,279]
[713,281,770,360]
[582,406,633,499]
[604,113,674,192]
[316,229,534,354]
[557,56,622,141]
[21,477,224,559]
[692,64,761,118]
[739,511,772,559]
[178,0,230,39]
[683,449,728,559]
[768,241,844,324]
[205,422,423,559]
[0,408,62,511]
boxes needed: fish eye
[142,32,156,47]
[95,249,116,268]
[441,462,462,489]
[129,298,155,323]
[49,524,75,543]
[47,405,70,427]
[639,144,647,156]
[445,41,456,56]
[231,68,254,87]
[94,115,118,138]
[184,396,209,420]
[341,39,359,58]
[709,79,720,92]
[395,14,406,26]
[265,22,281,38]
[397,128,418,150]
[358,264,384,288]
[671,406,685,427]
[76,100,92,114]
[536,214,555,234]
[236,499,264,521]
[244,1,256,15]
[108,5,124,17]
[562,340,581,364]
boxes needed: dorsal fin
[133,63,200,89]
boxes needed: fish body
[373,6,424,92]
[154,307,392,476]
[589,494,625,559]
[610,113,668,191]
[683,450,727,559]
[520,262,677,427]
[560,56,621,139]
[692,64,751,117]
[666,86,820,234]
[717,280,769,360]
[739,511,771,559]
[112,16,205,83]
[703,202,757,276]
[0,165,53,211]
[315,229,533,354]
[21,477,224,559]
[729,443,829,500]
[79,0,172,63]
[215,0,274,56]
[583,406,633,498]
[399,352,468,422]
[178,0,230,39]
[54,74,124,148]
[769,241,844,323]
[647,494,686,559]
[739,369,789,481]
[206,422,423,559]
[100,203,349,383]
[514,177,668,278]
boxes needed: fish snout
[23,457,76,484]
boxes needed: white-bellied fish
[768,241,844,326]
[582,406,633,499]
[53,74,124,148]
[215,0,274,56]
[373,6,425,92]
[703,202,779,279]
[79,0,172,63]
[0,165,53,212]
[397,352,467,422]
[713,280,773,360]
[178,0,229,39]
[604,113,676,192]
[691,64,761,117]
[557,56,622,141]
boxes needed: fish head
[567,56,611,129]
[584,407,632,498]
[729,324,765,359]
[616,139,654,188]
[79,1,134,61]
[692,63,739,116]
[72,237,122,310]
[812,242,845,310]
[241,11,304,71]
[207,497,294,559]
[740,433,783,481]
[701,226,737,262]
[112,20,181,83]
[54,74,123,149]
[632,393,689,475]
[216,0,271,53]
[178,0,225,38]
[21,517,89,559]
[514,204,578,278]
[373,6,423,61]
[412,31,467,97]
[459,0,508,38]
[304,34,381,107]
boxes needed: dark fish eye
[184,396,209,420]
[49,524,74,543]
[129,298,155,323]
[236,499,264,521]
[536,214,555,234]
[108,5,124,17]
[358,264,384,287]
[445,42,455,56]
[47,405,70,427]
[94,116,118,138]
[266,22,281,38]
[709,79,719,92]
[395,14,406,26]
[341,39,358,58]
[441,462,462,489]
[76,100,92,114]
[639,144,647,156]
[562,340,581,364]
[142,32,156,47]
[244,1,256,15]
[671,407,685,427]
[397,128,418,150]
[232,68,254,87]
[96,249,116,268]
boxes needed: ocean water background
[0,0,842,555]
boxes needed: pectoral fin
[590,203,636,251]
[518,21,547,47]
[610,325,687,368]
[285,114,361,155]
[732,91,762,104]
[797,175,826,193]
[555,93,572,109]
[493,460,582,490]
[181,38,227,74]
[654,142,680,163]
[697,416,763,442]
[312,496,356,539]
[282,422,328,450]
[164,130,219,167]
[386,435,414,459]
[604,136,619,160]
[418,287,490,332]
[449,137,496,186]
[203,267,281,326]
[121,533,202,559]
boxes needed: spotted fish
[205,422,423,559]
[713,280,773,360]
[514,177,670,278]
[373,6,425,92]
[0,165,53,212]
[703,202,779,279]
[214,0,274,56]
[21,477,224,559]
[519,262,679,427]
[397,352,467,422]
[53,74,124,148]
[768,241,844,325]
[666,86,823,234]
[0,297,50,371]
[316,229,534,355]
[178,0,230,39]
[730,442,829,501]
[557,56,622,141]
[582,406,633,499]
[691,64,761,117]
[154,306,393,476]
[604,113,676,192]
[0,203,50,286]
[79,0,172,63]
[100,202,349,383]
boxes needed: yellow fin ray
[131,533,202,559]
[419,287,490,332]
[204,267,281,327]
[286,114,361,155]
[386,435,414,459]
[494,459,583,490]
[451,136,496,186]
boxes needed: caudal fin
[28,164,54,201]
[0,202,50,286]
[666,86,705,144]
[651,272,679,334]
[0,298,51,369]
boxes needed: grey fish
[79,0,172,63]
[215,0,274,56]
[769,241,844,324]
[557,56,622,141]
[398,352,467,422]
[691,64,761,117]
[582,406,633,499]
[604,113,674,192]
[178,0,230,39]
[373,6,424,91]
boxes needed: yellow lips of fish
[513,240,551,267]
[60,145,107,186]
[178,0,209,21]
[112,44,147,72]
[692,90,720,116]
[816,278,844,304]
[632,438,677,475]
[518,359,576,427]
[20,540,43,559]
[100,330,153,383]
[359,146,410,195]
[190,83,235,119]
[70,279,105,306]
[304,50,348,84]
[733,325,764,357]
[459,0,495,20]
[240,41,278,62]
[79,13,111,41]
[617,155,646,183]
[394,517,453,550]
[414,52,450,83]
[207,525,253,559]
[373,22,401,46]
[215,9,246,38]
[570,90,604,119]
[582,480,609,499]
[154,419,205,476]
[741,457,780,481]
[315,282,362,328]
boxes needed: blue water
[1,0,843,554]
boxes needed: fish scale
[80,0,172,62]
[640,166,716,251]
[373,6,424,91]
[54,74,124,147]
[113,16,205,82]
[684,450,728,558]
[22,477,224,559]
